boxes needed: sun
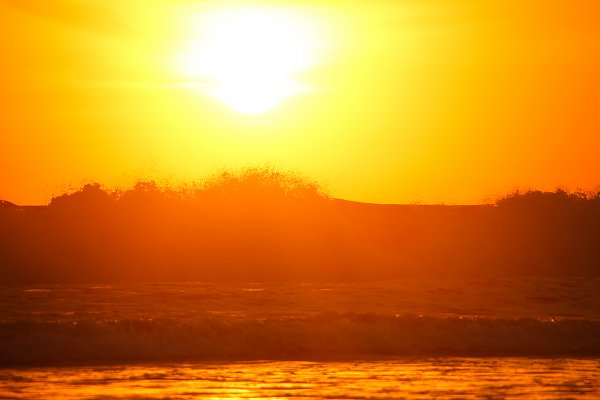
[179,7,318,114]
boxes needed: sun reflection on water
[1,359,599,399]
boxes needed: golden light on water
[4,360,600,398]
[178,7,319,114]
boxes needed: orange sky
[1,0,599,205]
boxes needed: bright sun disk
[180,8,318,114]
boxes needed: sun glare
[180,8,318,114]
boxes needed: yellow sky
[1,0,599,205]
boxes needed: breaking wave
[1,313,599,365]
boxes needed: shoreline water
[1,278,599,398]
[2,358,599,399]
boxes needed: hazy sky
[1,0,599,204]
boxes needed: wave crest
[1,313,599,365]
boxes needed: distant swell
[1,313,599,365]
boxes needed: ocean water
[1,278,599,398]
[2,359,599,399]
